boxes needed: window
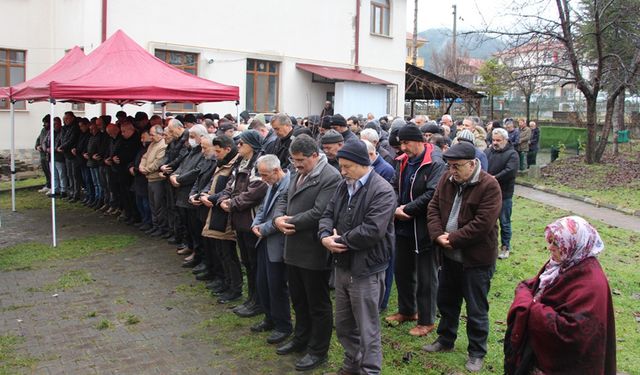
[246,59,279,113]
[154,49,198,112]
[0,48,26,110]
[371,0,390,36]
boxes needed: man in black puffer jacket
[484,127,518,259]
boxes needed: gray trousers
[334,268,385,375]
[148,180,167,231]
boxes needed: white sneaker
[38,187,50,193]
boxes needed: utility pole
[412,0,418,66]
[452,4,457,81]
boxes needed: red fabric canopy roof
[46,30,239,104]
[0,87,10,100]
[2,46,85,101]
[296,63,391,85]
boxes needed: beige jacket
[139,139,167,182]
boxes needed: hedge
[538,126,587,149]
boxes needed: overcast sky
[406,0,558,32]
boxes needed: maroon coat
[504,257,616,375]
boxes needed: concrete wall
[1,0,406,154]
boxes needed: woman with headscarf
[504,216,616,375]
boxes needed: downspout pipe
[355,0,361,72]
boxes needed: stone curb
[516,181,640,217]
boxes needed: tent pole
[162,103,166,120]
[49,100,57,247]
[235,101,239,126]
[10,101,16,212]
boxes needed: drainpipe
[355,0,361,72]
[101,0,107,115]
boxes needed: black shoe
[149,229,164,237]
[250,320,275,333]
[267,330,291,345]
[60,192,68,198]
[125,217,136,225]
[276,340,306,356]
[295,353,327,371]
[191,263,207,274]
[161,231,173,239]
[233,299,254,313]
[181,258,200,268]
[206,279,225,290]
[210,287,228,297]
[195,271,215,281]
[166,236,178,244]
[144,227,157,235]
[217,291,242,304]
[139,224,152,231]
[234,303,264,318]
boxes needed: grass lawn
[0,176,45,191]
[179,196,640,374]
[518,141,640,212]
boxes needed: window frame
[246,59,280,113]
[370,0,391,37]
[153,49,199,113]
[0,48,27,110]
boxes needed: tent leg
[49,100,57,247]
[162,103,166,120]
[10,101,16,212]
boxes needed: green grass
[0,188,85,211]
[96,319,112,330]
[116,312,141,326]
[0,235,136,271]
[0,335,38,375]
[0,176,45,191]
[183,197,639,374]
[28,270,94,292]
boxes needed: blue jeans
[499,198,513,250]
[135,194,151,224]
[90,167,102,201]
[53,161,67,193]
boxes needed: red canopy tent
[8,46,86,101]
[32,30,239,104]
[5,30,239,246]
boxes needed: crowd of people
[33,109,614,374]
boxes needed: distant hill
[416,28,504,70]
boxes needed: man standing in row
[319,140,396,375]
[387,125,445,337]
[273,135,341,371]
[424,142,502,373]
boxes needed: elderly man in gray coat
[250,154,293,345]
[319,140,396,375]
[272,135,341,372]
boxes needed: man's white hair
[189,124,208,138]
[492,128,509,139]
[257,154,281,171]
[362,139,376,154]
[359,128,380,143]
[168,118,183,129]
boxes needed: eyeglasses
[446,161,472,170]
[288,156,307,165]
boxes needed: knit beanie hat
[337,140,370,166]
[239,129,263,151]
[420,123,442,135]
[321,115,332,129]
[321,129,344,145]
[397,125,424,142]
[330,114,347,127]
[455,129,475,144]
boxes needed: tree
[430,40,472,84]
[480,0,640,163]
[477,58,509,119]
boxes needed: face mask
[188,139,197,148]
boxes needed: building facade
[0,0,406,154]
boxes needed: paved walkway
[515,185,640,233]
[0,208,296,375]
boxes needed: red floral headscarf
[537,216,605,294]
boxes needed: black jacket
[131,145,149,196]
[113,133,141,174]
[86,133,103,168]
[395,144,446,252]
[163,130,190,171]
[263,127,296,170]
[59,122,80,159]
[485,142,519,199]
[173,145,205,209]
[75,131,90,166]
[319,171,396,279]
